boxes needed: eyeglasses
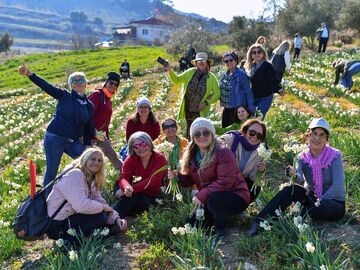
[251,50,262,55]
[223,58,234,63]
[163,123,177,129]
[193,130,211,139]
[133,141,149,150]
[310,131,327,140]
[108,81,119,87]
[248,129,264,141]
[71,78,86,85]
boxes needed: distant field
[0,46,174,91]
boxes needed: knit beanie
[136,96,152,108]
[106,72,120,84]
[190,117,216,137]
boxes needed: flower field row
[0,48,359,269]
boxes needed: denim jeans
[253,94,274,119]
[43,132,84,187]
[341,64,360,90]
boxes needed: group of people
[16,34,346,243]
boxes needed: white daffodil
[305,242,315,253]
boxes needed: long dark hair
[233,105,252,123]
[131,110,158,124]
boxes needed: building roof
[130,16,173,27]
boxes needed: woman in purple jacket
[169,118,250,238]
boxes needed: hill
[0,0,227,51]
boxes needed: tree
[0,32,14,53]
[227,16,270,54]
[70,11,88,24]
[93,17,104,31]
[277,0,340,49]
[166,23,214,57]
[338,0,360,34]
[263,0,285,22]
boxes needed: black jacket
[250,61,282,99]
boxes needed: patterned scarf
[247,59,264,78]
[300,145,340,198]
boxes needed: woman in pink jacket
[46,147,127,243]
[169,118,250,239]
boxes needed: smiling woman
[18,64,95,193]
[246,118,346,236]
[46,147,127,243]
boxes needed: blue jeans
[341,64,360,90]
[43,132,84,187]
[253,94,274,119]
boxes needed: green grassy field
[0,46,359,269]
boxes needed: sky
[172,0,266,23]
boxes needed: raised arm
[18,64,65,99]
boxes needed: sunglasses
[138,105,150,109]
[223,58,234,63]
[196,60,207,63]
[251,50,262,55]
[248,129,264,141]
[71,78,86,85]
[133,141,149,150]
[193,130,211,139]
[108,81,119,87]
[163,123,177,129]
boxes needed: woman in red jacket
[125,97,160,142]
[114,132,167,218]
[89,72,123,171]
[168,118,250,238]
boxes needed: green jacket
[169,68,220,120]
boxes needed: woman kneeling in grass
[114,132,167,218]
[46,148,127,243]
[246,118,346,236]
[168,118,250,239]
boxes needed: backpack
[13,167,72,241]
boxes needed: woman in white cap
[246,118,346,236]
[165,52,220,138]
[125,97,160,142]
[168,117,250,239]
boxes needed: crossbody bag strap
[50,200,68,220]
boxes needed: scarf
[102,87,113,99]
[247,59,264,78]
[300,145,340,198]
[239,135,259,152]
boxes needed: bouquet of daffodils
[155,141,182,201]
[95,129,106,141]
[252,144,272,194]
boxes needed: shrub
[138,242,173,270]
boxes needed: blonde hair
[244,43,269,72]
[273,40,291,55]
[256,36,266,44]
[180,134,217,174]
[72,147,106,190]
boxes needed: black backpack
[13,167,72,241]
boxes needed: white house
[129,16,173,44]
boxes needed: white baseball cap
[308,118,331,134]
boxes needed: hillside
[0,0,227,51]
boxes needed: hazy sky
[172,0,265,23]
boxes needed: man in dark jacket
[332,59,360,90]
